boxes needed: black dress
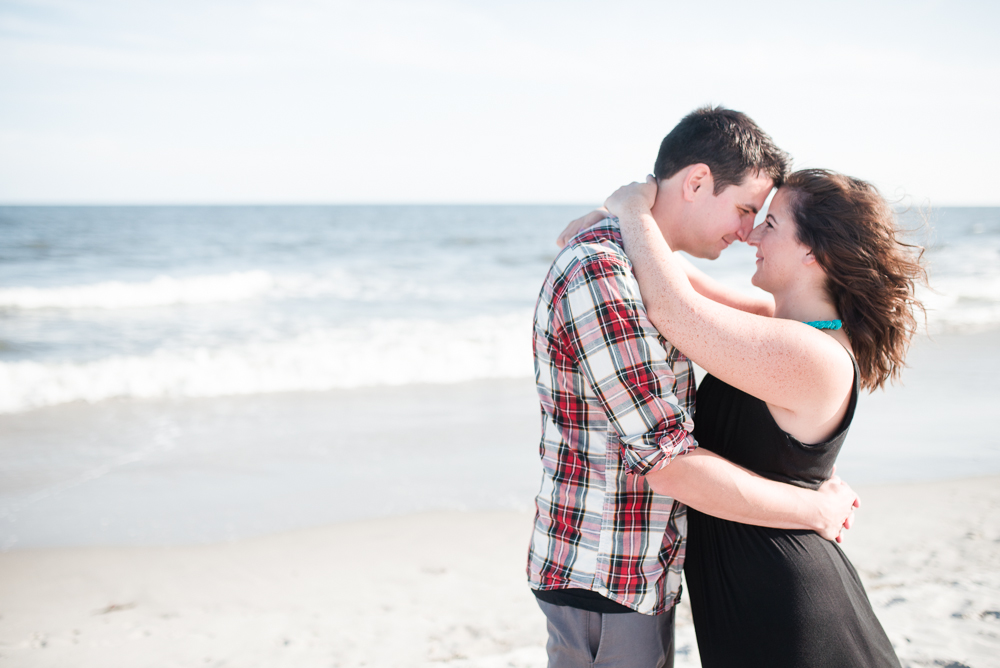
[684,365,901,668]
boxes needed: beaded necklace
[803,319,843,330]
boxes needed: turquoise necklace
[803,319,843,330]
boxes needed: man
[527,106,858,667]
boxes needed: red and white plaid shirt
[527,219,697,615]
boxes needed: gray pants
[536,598,675,668]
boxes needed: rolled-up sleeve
[556,252,697,475]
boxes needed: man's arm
[561,251,855,541]
[646,450,857,541]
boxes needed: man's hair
[653,105,790,193]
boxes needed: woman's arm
[556,208,608,247]
[558,209,775,317]
[673,253,775,317]
[606,179,852,427]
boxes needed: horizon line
[2,200,998,208]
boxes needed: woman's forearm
[675,253,775,317]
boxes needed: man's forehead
[743,172,775,192]
[716,172,774,210]
[737,174,775,210]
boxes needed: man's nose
[736,217,754,242]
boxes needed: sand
[1,476,997,668]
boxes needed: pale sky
[1,0,997,205]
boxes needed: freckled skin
[608,181,856,446]
[582,175,862,541]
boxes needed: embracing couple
[526,106,924,667]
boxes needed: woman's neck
[772,283,838,324]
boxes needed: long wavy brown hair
[783,169,927,391]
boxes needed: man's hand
[604,175,657,219]
[556,208,609,248]
[814,468,860,543]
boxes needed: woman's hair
[783,169,927,391]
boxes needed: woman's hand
[604,175,658,219]
[556,208,610,248]
[555,177,659,248]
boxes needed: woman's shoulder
[767,338,858,445]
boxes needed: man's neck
[653,214,683,253]
[649,178,687,253]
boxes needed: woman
[592,169,925,666]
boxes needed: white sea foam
[0,270,458,310]
[0,311,534,413]
[918,275,1000,332]
[0,272,279,309]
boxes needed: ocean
[1,205,998,548]
[0,205,570,412]
[2,205,999,411]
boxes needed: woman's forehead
[767,188,796,217]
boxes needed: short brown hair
[783,169,927,391]
[653,106,790,193]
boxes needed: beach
[1,475,997,667]
[2,0,999,662]
[1,331,999,667]
[2,205,999,666]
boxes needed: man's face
[687,173,774,259]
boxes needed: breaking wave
[0,311,534,413]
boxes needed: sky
[1,0,998,205]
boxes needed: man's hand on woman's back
[815,468,860,543]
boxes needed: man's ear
[682,164,713,202]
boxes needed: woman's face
[746,188,815,293]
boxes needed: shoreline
[4,329,1000,551]
[0,377,543,550]
[1,475,997,667]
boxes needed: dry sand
[1,476,997,668]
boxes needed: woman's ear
[803,249,818,266]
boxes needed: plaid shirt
[527,219,697,616]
